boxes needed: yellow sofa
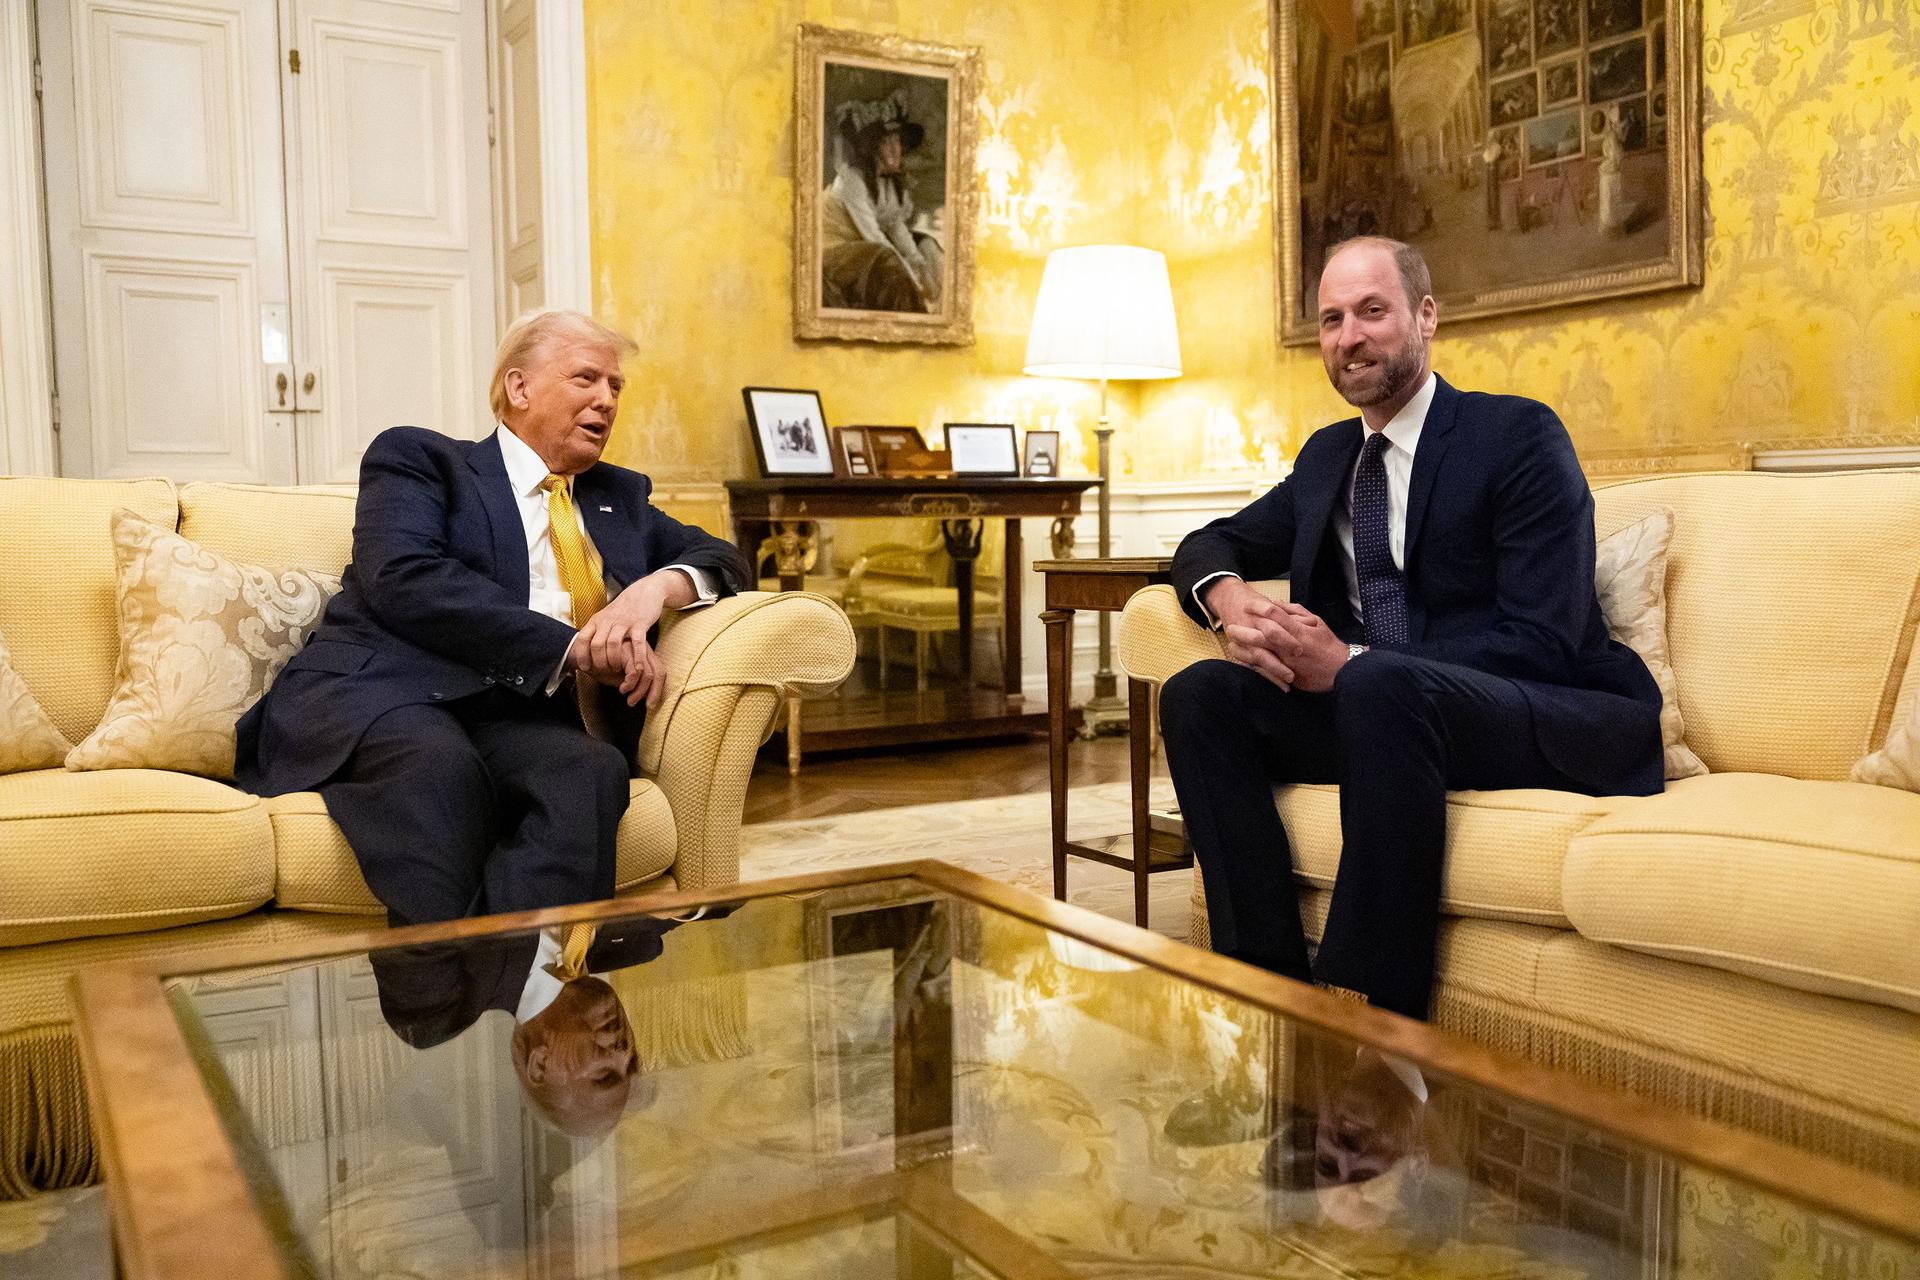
[1116,469,1920,1182]
[0,474,855,1197]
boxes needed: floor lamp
[1024,245,1182,735]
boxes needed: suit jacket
[235,425,750,795]
[369,916,684,1049]
[1170,376,1662,796]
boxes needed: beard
[1327,336,1426,408]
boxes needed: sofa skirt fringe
[0,1027,97,1199]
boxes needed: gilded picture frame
[1271,0,1702,345]
[793,24,981,346]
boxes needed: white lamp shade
[1023,245,1182,381]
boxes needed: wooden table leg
[1043,607,1073,902]
[941,519,983,689]
[786,694,802,776]
[1129,676,1153,927]
[1002,517,1022,701]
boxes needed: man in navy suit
[1161,238,1661,1019]
[236,310,749,926]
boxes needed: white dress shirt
[495,426,717,693]
[1193,373,1436,629]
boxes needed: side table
[1036,557,1192,927]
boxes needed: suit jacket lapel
[466,435,531,601]
[1295,420,1364,607]
[1402,375,1459,566]
[572,465,637,591]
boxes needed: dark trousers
[320,688,631,927]
[1159,650,1583,1019]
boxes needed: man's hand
[570,574,684,709]
[1264,604,1354,693]
[1205,579,1355,694]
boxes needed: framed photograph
[832,426,873,477]
[743,386,834,477]
[1022,430,1060,478]
[862,425,926,462]
[792,24,981,346]
[944,423,1019,476]
[1270,0,1701,343]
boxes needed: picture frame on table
[832,426,873,477]
[792,24,981,346]
[945,423,1019,476]
[862,425,928,470]
[743,386,834,477]
[1022,429,1060,477]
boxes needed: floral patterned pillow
[1594,506,1707,781]
[0,630,72,773]
[66,510,340,779]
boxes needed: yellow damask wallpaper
[586,0,1919,490]
[583,0,1141,487]
[1131,0,1920,481]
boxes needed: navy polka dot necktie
[1353,432,1408,646]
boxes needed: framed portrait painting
[793,24,981,346]
[1270,0,1701,344]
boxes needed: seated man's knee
[583,737,631,806]
[1161,660,1252,741]
[1332,649,1428,719]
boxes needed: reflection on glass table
[84,865,1920,1279]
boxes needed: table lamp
[1024,244,1182,733]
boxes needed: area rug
[739,782,1196,942]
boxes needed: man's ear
[1417,294,1438,341]
[504,367,531,412]
[522,1044,549,1084]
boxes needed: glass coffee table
[75,861,1920,1279]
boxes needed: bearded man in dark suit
[1161,238,1662,1020]
[236,310,749,926]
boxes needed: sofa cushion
[65,510,339,779]
[1564,773,1920,1013]
[0,769,273,947]
[0,476,179,744]
[0,630,71,773]
[1278,782,1621,926]
[1592,471,1920,780]
[177,481,356,577]
[269,779,679,913]
[1593,508,1705,779]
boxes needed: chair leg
[916,631,930,692]
[786,694,801,777]
[878,626,889,690]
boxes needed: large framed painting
[1271,0,1701,344]
[793,24,981,346]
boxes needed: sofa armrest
[637,591,855,891]
[1115,579,1292,687]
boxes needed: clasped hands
[1205,577,1354,693]
[567,579,669,708]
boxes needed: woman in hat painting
[820,89,944,314]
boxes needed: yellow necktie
[542,475,609,732]
[545,922,599,983]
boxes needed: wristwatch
[1347,643,1368,662]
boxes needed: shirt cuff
[544,643,572,697]
[1191,571,1242,631]
[666,564,719,610]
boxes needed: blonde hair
[488,309,638,421]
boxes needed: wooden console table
[728,477,1099,763]
[1036,556,1192,926]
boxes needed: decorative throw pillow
[0,630,73,773]
[1593,507,1707,780]
[66,510,340,779]
[1851,693,1920,793]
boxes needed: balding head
[1322,237,1432,311]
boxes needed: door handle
[275,372,289,408]
[303,371,316,394]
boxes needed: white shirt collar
[1364,371,1438,455]
[496,423,555,500]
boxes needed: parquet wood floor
[742,733,1171,823]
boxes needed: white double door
[40,0,498,484]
